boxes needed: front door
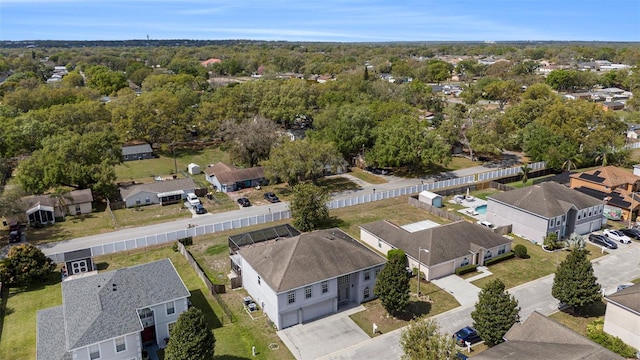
[337,274,350,303]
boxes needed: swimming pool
[475,204,487,215]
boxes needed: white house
[119,178,197,207]
[36,259,191,360]
[603,283,640,350]
[234,228,386,329]
[22,189,94,225]
[204,162,266,193]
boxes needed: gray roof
[239,228,386,292]
[360,220,511,266]
[122,143,152,156]
[473,311,622,360]
[61,258,190,350]
[63,248,92,262]
[204,162,265,184]
[119,177,197,200]
[606,282,640,314]
[62,189,93,205]
[37,307,73,360]
[488,182,602,218]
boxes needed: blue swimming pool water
[475,205,487,214]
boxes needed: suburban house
[119,177,197,208]
[61,248,95,278]
[36,259,191,360]
[23,189,94,225]
[204,162,266,193]
[602,101,625,111]
[359,220,512,281]
[569,166,640,222]
[487,181,604,242]
[603,283,640,350]
[122,143,154,161]
[233,227,386,329]
[474,311,623,360]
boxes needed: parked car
[8,230,21,243]
[186,193,200,207]
[237,197,251,207]
[264,192,280,203]
[603,229,632,244]
[452,326,482,347]
[588,234,618,249]
[194,203,206,214]
[620,228,640,240]
[476,220,496,229]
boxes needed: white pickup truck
[186,193,200,207]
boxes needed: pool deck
[450,197,488,221]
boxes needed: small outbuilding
[188,163,201,175]
[418,190,443,208]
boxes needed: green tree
[484,80,520,110]
[290,183,329,232]
[552,248,601,313]
[0,244,56,287]
[543,232,562,250]
[220,116,281,167]
[85,65,128,95]
[471,278,520,347]
[374,249,410,315]
[165,307,215,360]
[400,318,457,360]
[520,163,531,186]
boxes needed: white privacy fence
[47,210,290,263]
[625,142,640,150]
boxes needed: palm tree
[562,158,578,173]
[520,163,531,187]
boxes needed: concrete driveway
[431,274,482,306]
[277,305,369,360]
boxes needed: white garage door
[280,310,299,329]
[302,299,334,323]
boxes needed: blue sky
[1,0,639,42]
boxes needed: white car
[186,193,200,207]
[477,220,496,229]
[603,229,632,244]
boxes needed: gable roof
[606,282,640,315]
[121,143,152,156]
[488,182,602,218]
[62,248,92,262]
[62,189,93,205]
[473,311,623,360]
[37,306,73,360]
[239,228,386,293]
[204,162,265,185]
[60,259,190,350]
[360,220,511,266]
[570,166,640,188]
[119,177,197,200]
[573,186,636,209]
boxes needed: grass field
[348,167,388,184]
[548,301,606,336]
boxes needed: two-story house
[234,228,386,329]
[37,259,190,360]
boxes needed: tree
[552,248,601,313]
[543,232,562,250]
[220,116,281,167]
[290,183,329,231]
[164,307,215,360]
[520,163,531,186]
[0,244,56,287]
[484,80,520,110]
[471,278,520,347]
[85,65,128,95]
[374,249,410,315]
[400,318,457,360]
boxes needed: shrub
[587,319,637,358]
[484,251,515,266]
[455,264,478,276]
[172,242,179,252]
[514,244,528,258]
[179,237,193,246]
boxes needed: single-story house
[603,283,640,350]
[359,220,512,281]
[61,248,95,278]
[122,143,154,161]
[204,162,266,193]
[474,311,623,360]
[234,228,386,329]
[37,259,190,360]
[23,189,94,225]
[119,178,197,208]
[487,182,604,242]
[602,101,625,111]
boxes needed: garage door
[280,310,299,329]
[302,299,334,323]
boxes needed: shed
[418,190,443,208]
[188,163,201,175]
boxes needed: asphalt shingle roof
[37,307,73,360]
[359,220,511,266]
[119,177,197,200]
[488,182,602,218]
[204,162,265,185]
[606,282,640,314]
[121,143,152,156]
[239,228,386,293]
[570,166,640,189]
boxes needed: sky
[1,0,639,42]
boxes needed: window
[168,322,176,335]
[135,198,141,205]
[166,301,175,316]
[578,212,581,220]
[375,268,381,277]
[364,287,370,299]
[461,257,469,266]
[364,270,370,281]
[549,219,553,228]
[556,218,561,226]
[484,250,492,261]
[321,281,328,294]
[89,344,100,360]
[258,276,261,285]
[599,207,602,214]
[288,291,295,304]
[115,337,126,353]
[338,275,349,285]
[378,239,382,248]
[305,286,312,299]
[75,205,81,212]
[588,210,592,217]
[498,245,506,255]
[145,196,150,204]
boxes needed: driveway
[431,275,482,306]
[277,305,369,360]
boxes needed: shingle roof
[121,143,152,156]
[204,162,265,185]
[37,306,73,360]
[119,177,197,200]
[239,228,386,292]
[204,162,235,176]
[359,220,511,266]
[473,311,623,360]
[606,282,640,314]
[488,182,602,218]
[573,186,634,209]
[570,166,639,188]
[62,189,93,205]
[62,248,92,262]
[61,258,190,350]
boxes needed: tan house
[603,283,640,350]
[23,189,94,225]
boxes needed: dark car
[620,228,640,240]
[237,197,251,207]
[589,234,618,249]
[264,192,280,203]
[8,230,21,243]
[194,203,206,214]
[453,326,482,347]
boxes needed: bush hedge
[514,244,528,258]
[484,251,515,266]
[455,264,478,276]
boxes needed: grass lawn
[506,175,554,188]
[548,301,606,336]
[348,167,388,184]
[472,236,606,290]
[26,203,115,244]
[633,278,640,284]
[112,202,193,229]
